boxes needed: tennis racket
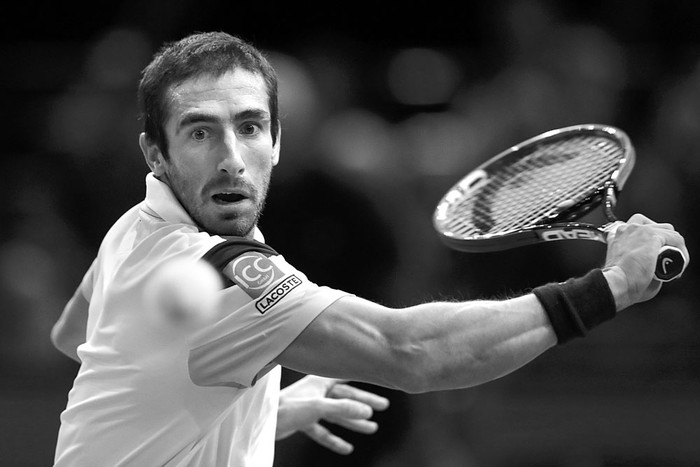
[433,124,686,282]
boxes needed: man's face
[142,69,280,237]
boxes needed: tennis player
[52,31,689,466]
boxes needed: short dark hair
[137,31,280,159]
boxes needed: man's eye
[241,123,260,136]
[192,129,209,141]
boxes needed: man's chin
[188,198,264,237]
[201,216,256,238]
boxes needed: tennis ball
[144,258,223,332]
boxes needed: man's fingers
[317,399,384,434]
[328,383,390,411]
[641,226,689,265]
[303,423,354,455]
[623,215,689,259]
[615,220,688,256]
[326,417,379,434]
[655,223,675,230]
[626,213,655,225]
[321,398,373,420]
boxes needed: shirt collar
[142,172,265,242]
[144,172,195,226]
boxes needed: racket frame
[433,124,636,253]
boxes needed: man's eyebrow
[235,108,271,121]
[176,109,270,132]
[176,112,219,132]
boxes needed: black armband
[200,237,278,288]
[532,269,617,344]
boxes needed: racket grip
[655,246,687,282]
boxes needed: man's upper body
[52,31,689,466]
[52,173,348,466]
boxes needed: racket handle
[655,246,687,282]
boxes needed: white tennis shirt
[54,173,347,466]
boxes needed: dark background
[2,1,700,465]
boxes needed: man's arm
[278,292,555,393]
[51,287,89,363]
[276,214,689,393]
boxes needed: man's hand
[276,375,390,455]
[603,213,690,311]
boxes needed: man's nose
[217,131,245,175]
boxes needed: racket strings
[474,149,579,231]
[444,136,624,238]
[492,142,602,228]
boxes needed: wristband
[532,269,617,344]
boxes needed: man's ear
[272,125,281,166]
[139,133,167,176]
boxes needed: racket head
[433,124,635,252]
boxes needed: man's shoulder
[98,203,216,262]
[201,237,277,268]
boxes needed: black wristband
[532,269,617,344]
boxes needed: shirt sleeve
[79,257,97,302]
[187,253,349,388]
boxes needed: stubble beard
[162,167,272,238]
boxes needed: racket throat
[602,182,619,223]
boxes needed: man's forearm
[277,293,558,393]
[390,293,558,392]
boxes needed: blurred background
[2,0,700,465]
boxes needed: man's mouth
[212,192,247,204]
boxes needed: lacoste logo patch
[255,275,302,314]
